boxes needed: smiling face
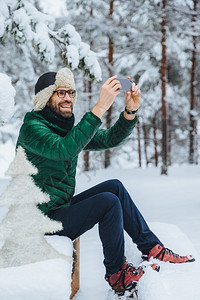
[46,87,75,118]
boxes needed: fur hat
[33,67,76,111]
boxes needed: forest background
[0,0,199,176]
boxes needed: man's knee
[100,192,121,210]
[106,179,124,191]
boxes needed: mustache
[59,101,73,106]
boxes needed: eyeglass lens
[56,90,76,98]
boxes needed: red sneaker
[105,262,144,296]
[142,244,195,263]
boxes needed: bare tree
[189,0,198,164]
[137,118,142,168]
[83,6,94,171]
[105,0,114,168]
[83,74,93,171]
[168,114,172,166]
[143,124,149,167]
[152,111,160,167]
[161,0,168,175]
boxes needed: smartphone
[117,78,132,91]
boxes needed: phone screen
[117,79,132,91]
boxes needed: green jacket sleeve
[85,112,137,151]
[18,112,102,161]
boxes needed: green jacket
[17,109,137,216]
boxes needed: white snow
[79,42,90,59]
[0,258,72,300]
[84,50,102,81]
[0,0,9,37]
[1,1,101,80]
[66,44,80,69]
[0,140,15,178]
[12,8,33,42]
[0,165,200,299]
[0,73,16,125]
[24,2,55,28]
[57,24,102,80]
[34,22,55,63]
[63,24,82,48]
[40,0,68,17]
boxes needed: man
[17,67,194,296]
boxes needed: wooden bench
[70,237,80,299]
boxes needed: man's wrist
[123,110,136,120]
[125,107,139,115]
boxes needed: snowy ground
[0,165,200,299]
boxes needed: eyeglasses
[53,89,76,99]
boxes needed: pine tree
[0,146,70,268]
[0,0,101,80]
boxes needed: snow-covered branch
[0,0,102,81]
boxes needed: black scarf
[39,106,75,130]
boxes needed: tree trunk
[168,114,172,166]
[83,78,90,171]
[160,0,168,175]
[83,28,93,171]
[83,77,93,171]
[152,115,158,167]
[143,124,149,167]
[105,0,114,168]
[189,0,197,164]
[137,118,142,168]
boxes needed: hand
[91,75,121,118]
[125,78,141,111]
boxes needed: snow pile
[0,223,73,300]
[125,223,200,300]
[71,222,199,300]
[0,235,73,300]
[0,73,15,125]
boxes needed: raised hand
[91,75,121,119]
[125,80,141,112]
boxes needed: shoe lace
[157,247,182,261]
[106,263,144,288]
[124,263,143,276]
